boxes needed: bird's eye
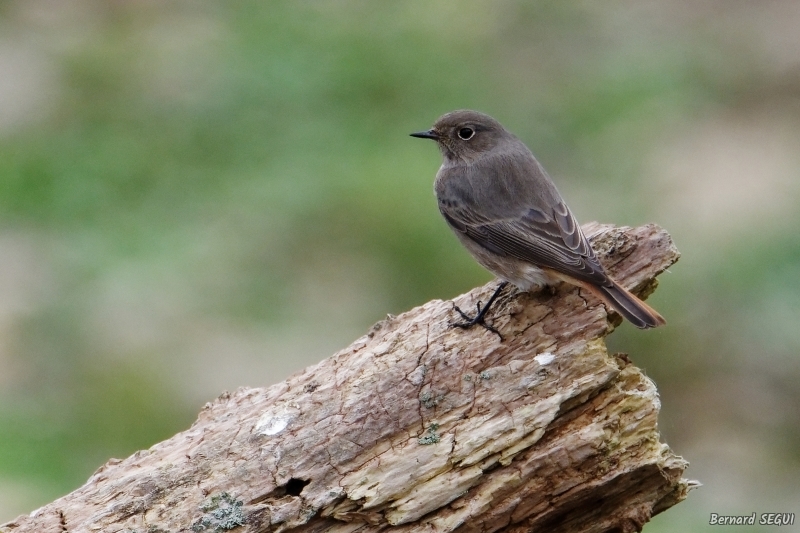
[458,127,475,140]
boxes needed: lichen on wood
[1,223,695,533]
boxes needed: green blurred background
[0,1,798,530]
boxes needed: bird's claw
[450,305,503,340]
[448,282,509,340]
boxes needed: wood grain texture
[1,223,694,533]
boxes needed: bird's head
[411,109,511,163]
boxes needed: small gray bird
[411,110,665,331]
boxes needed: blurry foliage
[0,0,799,529]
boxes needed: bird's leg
[451,281,508,339]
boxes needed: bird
[410,109,665,333]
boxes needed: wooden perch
[2,223,695,533]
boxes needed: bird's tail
[588,280,666,329]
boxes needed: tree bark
[1,223,695,533]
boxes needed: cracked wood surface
[1,223,693,533]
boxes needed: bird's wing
[440,199,611,286]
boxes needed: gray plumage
[411,109,665,329]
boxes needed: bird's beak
[410,129,439,140]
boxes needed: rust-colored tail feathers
[588,281,666,329]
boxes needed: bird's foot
[449,282,508,340]
[451,303,503,339]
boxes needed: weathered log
[1,223,695,533]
